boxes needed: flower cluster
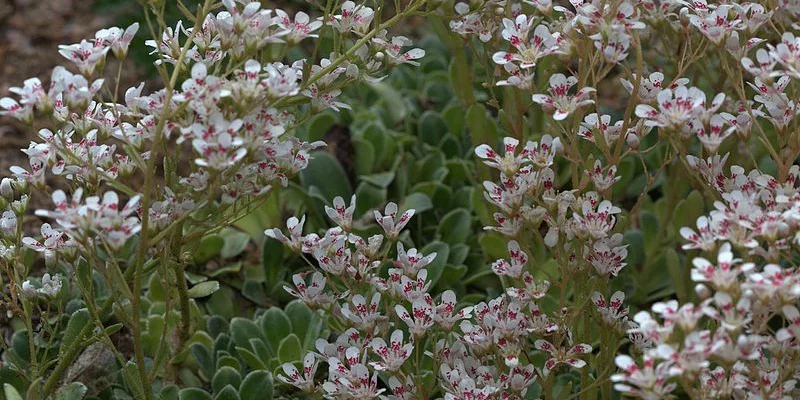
[0,1,427,396]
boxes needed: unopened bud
[11,178,27,194]
[694,284,711,300]
[0,178,14,200]
[625,132,640,150]
[44,250,57,269]
[21,280,37,298]
[0,211,17,235]
[11,195,28,215]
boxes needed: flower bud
[694,284,711,300]
[1,211,17,236]
[625,132,640,150]
[11,178,27,194]
[21,280,37,298]
[11,195,28,216]
[0,178,14,200]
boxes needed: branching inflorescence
[2,0,800,399]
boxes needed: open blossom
[695,114,731,153]
[325,195,356,231]
[535,339,592,377]
[492,21,563,69]
[395,295,435,337]
[274,10,322,43]
[370,330,413,371]
[449,3,496,43]
[331,1,374,34]
[531,74,595,121]
[395,242,436,275]
[491,240,528,278]
[612,355,677,398]
[434,290,473,331]
[58,40,109,76]
[22,223,76,266]
[374,202,414,239]
[688,4,742,44]
[284,272,333,307]
[36,190,141,249]
[573,199,621,241]
[592,291,629,326]
[690,243,753,291]
[22,273,63,298]
[371,32,425,67]
[278,352,318,392]
[587,160,621,192]
[635,86,717,129]
[95,23,139,58]
[324,357,384,398]
[341,293,383,330]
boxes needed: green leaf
[178,388,213,400]
[75,257,93,294]
[436,208,472,245]
[239,371,273,400]
[466,104,498,150]
[230,318,265,350]
[235,346,266,371]
[3,384,23,400]
[212,366,242,394]
[277,334,302,363]
[354,182,387,217]
[449,244,470,266]
[361,123,388,167]
[220,229,251,259]
[411,181,452,210]
[400,192,433,214]
[214,386,239,400]
[300,152,352,201]
[261,308,292,354]
[445,160,471,185]
[206,286,236,318]
[360,171,395,188]
[353,138,376,176]
[666,249,688,302]
[418,111,449,146]
[369,82,407,124]
[306,112,337,142]
[441,103,466,137]
[241,280,268,307]
[262,237,284,288]
[640,211,659,254]
[159,385,179,400]
[60,308,89,357]
[284,301,313,343]
[55,383,88,400]
[448,55,475,106]
[187,281,220,298]
[672,190,704,234]
[123,361,145,400]
[439,265,468,287]
[623,230,645,267]
[194,235,225,264]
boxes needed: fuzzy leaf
[187,281,220,298]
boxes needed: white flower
[374,203,414,239]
